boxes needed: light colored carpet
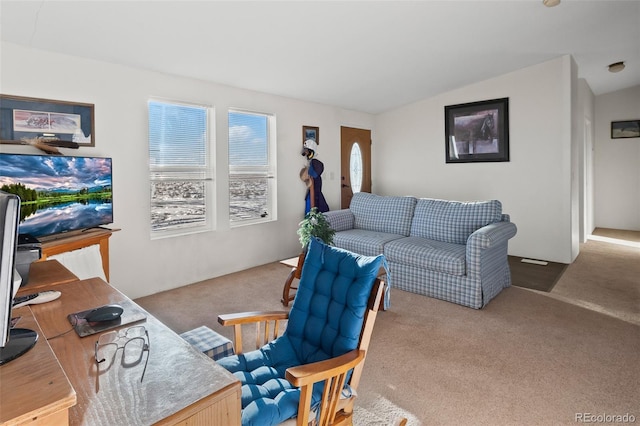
[355,285,638,425]
[135,229,640,425]
[545,228,640,326]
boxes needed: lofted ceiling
[1,0,639,114]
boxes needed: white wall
[4,41,633,295]
[0,42,374,298]
[576,78,596,243]
[594,85,640,231]
[375,56,575,263]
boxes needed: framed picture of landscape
[302,125,319,145]
[611,120,640,139]
[445,97,509,163]
[0,94,95,146]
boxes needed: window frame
[148,98,215,239]
[228,108,277,227]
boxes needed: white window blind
[149,99,213,236]
[228,110,276,224]
[149,101,208,167]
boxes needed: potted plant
[297,207,335,251]
[281,208,336,306]
[294,207,335,276]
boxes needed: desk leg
[281,268,298,307]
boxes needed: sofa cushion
[410,198,502,245]
[350,192,417,236]
[384,237,467,276]
[333,229,405,257]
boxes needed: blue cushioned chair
[217,238,386,426]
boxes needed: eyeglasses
[95,325,150,382]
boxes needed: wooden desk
[4,277,241,425]
[16,260,79,296]
[0,308,76,425]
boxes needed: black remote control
[12,293,38,307]
[12,291,62,309]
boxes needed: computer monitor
[0,190,38,365]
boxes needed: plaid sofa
[323,192,517,309]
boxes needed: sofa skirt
[387,261,510,309]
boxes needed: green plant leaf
[296,207,335,249]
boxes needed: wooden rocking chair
[217,238,386,426]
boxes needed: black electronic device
[84,304,124,323]
[18,234,40,246]
[12,293,38,307]
[0,190,38,365]
[68,300,147,337]
[16,235,41,286]
[0,328,38,366]
[0,153,113,240]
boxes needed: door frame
[340,126,372,209]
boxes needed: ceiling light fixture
[608,62,626,73]
[543,0,560,7]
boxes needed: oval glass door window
[350,143,363,193]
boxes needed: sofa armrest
[465,221,517,278]
[467,221,517,250]
[323,209,355,232]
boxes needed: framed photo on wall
[445,97,509,163]
[611,120,640,139]
[302,125,319,145]
[0,94,95,146]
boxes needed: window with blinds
[148,99,213,237]
[228,109,276,224]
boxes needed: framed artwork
[0,94,95,146]
[445,97,509,163]
[302,125,319,145]
[611,120,640,139]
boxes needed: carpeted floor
[135,228,640,425]
[547,228,640,327]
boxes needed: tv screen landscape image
[0,153,113,239]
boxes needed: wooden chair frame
[218,278,385,426]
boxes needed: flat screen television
[0,153,113,240]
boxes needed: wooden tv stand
[1,262,241,426]
[37,228,116,281]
